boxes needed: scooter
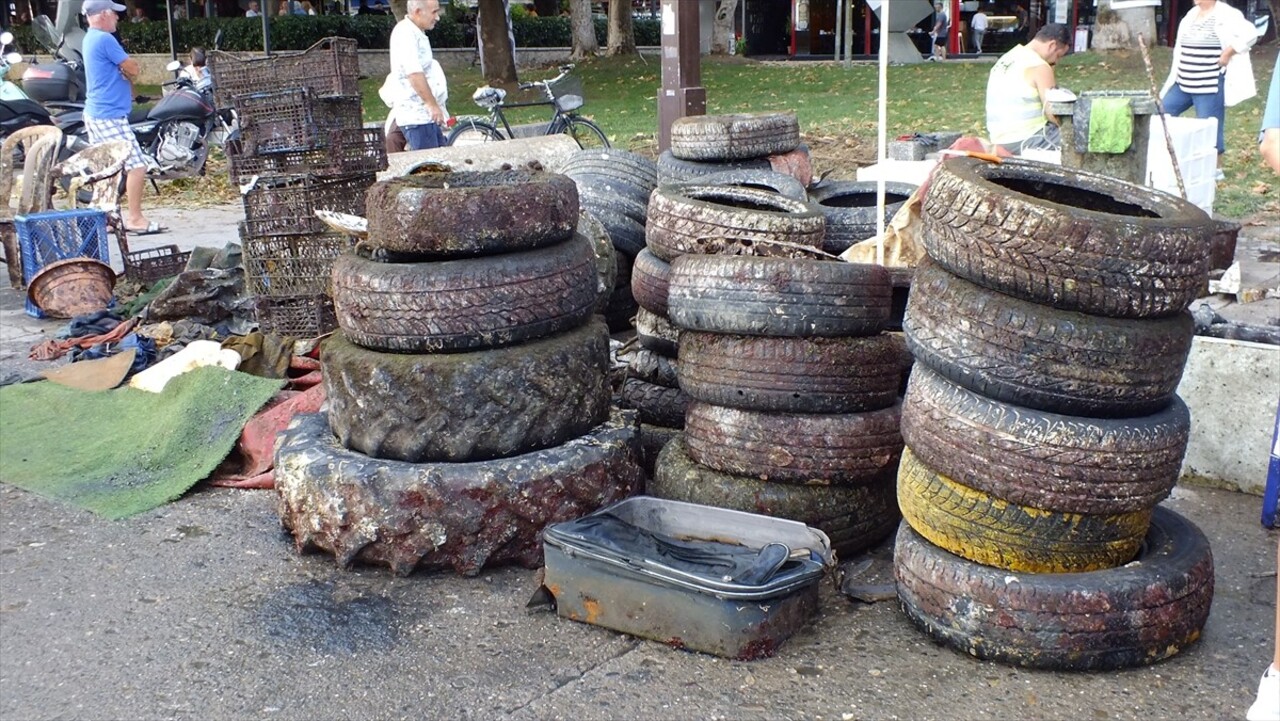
[19,13,86,107]
[0,31,58,142]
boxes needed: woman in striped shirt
[1161,0,1259,178]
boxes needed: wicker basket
[240,225,352,297]
[209,37,360,107]
[255,293,337,338]
[241,173,374,237]
[227,127,387,184]
[237,90,364,155]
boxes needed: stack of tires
[557,149,657,332]
[272,169,646,577]
[620,178,825,475]
[657,112,806,185]
[639,173,906,557]
[893,158,1217,670]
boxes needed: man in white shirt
[386,0,449,149]
[971,8,988,53]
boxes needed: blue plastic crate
[15,209,110,318]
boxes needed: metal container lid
[544,496,831,601]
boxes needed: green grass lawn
[358,47,1275,219]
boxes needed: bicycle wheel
[562,117,610,149]
[446,119,504,146]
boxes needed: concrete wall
[1177,336,1280,496]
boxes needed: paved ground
[0,203,1277,721]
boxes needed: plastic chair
[55,140,134,263]
[0,125,64,288]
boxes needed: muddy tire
[669,112,801,161]
[585,206,646,258]
[578,210,618,314]
[332,234,598,353]
[921,157,1212,318]
[558,148,657,193]
[604,253,638,333]
[809,180,916,255]
[900,365,1189,515]
[631,249,671,317]
[667,254,891,337]
[364,170,578,257]
[621,345,680,388]
[698,169,808,201]
[684,401,903,486]
[656,149,774,184]
[580,186,648,227]
[645,184,825,261]
[904,261,1193,418]
[323,321,611,463]
[897,448,1151,573]
[677,331,901,414]
[637,423,681,479]
[893,506,1214,670]
[275,409,644,577]
[634,307,680,357]
[619,377,689,428]
[651,436,900,557]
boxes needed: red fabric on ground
[29,317,139,361]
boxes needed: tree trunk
[532,0,558,16]
[477,0,518,86]
[606,0,636,56]
[569,0,599,61]
[390,0,406,21]
[711,0,740,54]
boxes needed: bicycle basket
[547,74,584,112]
[471,85,506,110]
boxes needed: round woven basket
[27,258,116,319]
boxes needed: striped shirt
[1175,12,1224,94]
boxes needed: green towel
[1088,97,1133,154]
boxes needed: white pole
[844,0,853,67]
[835,0,844,62]
[875,0,888,266]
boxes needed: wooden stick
[1137,32,1188,200]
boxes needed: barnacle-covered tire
[669,112,801,161]
[634,307,680,357]
[698,169,808,201]
[893,506,1214,670]
[621,345,680,388]
[364,169,578,257]
[645,184,825,261]
[332,234,598,353]
[920,157,1212,318]
[900,365,1189,515]
[578,210,617,314]
[630,248,671,317]
[585,206,646,258]
[323,320,611,463]
[667,254,891,337]
[904,260,1193,418]
[896,448,1152,574]
[651,436,899,558]
[274,409,644,577]
[558,148,658,193]
[677,331,901,414]
[684,401,903,486]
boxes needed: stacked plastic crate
[209,38,387,337]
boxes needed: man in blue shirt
[83,0,160,234]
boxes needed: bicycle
[446,64,609,149]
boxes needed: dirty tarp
[0,366,283,519]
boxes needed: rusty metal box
[541,496,832,660]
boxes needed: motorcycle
[19,13,86,107]
[0,31,58,145]
[58,59,237,182]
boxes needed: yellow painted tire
[897,448,1151,573]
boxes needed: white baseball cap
[82,0,127,15]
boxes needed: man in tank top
[984,23,1071,155]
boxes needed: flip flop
[125,221,168,236]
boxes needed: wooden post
[657,0,706,151]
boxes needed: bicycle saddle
[471,85,506,109]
